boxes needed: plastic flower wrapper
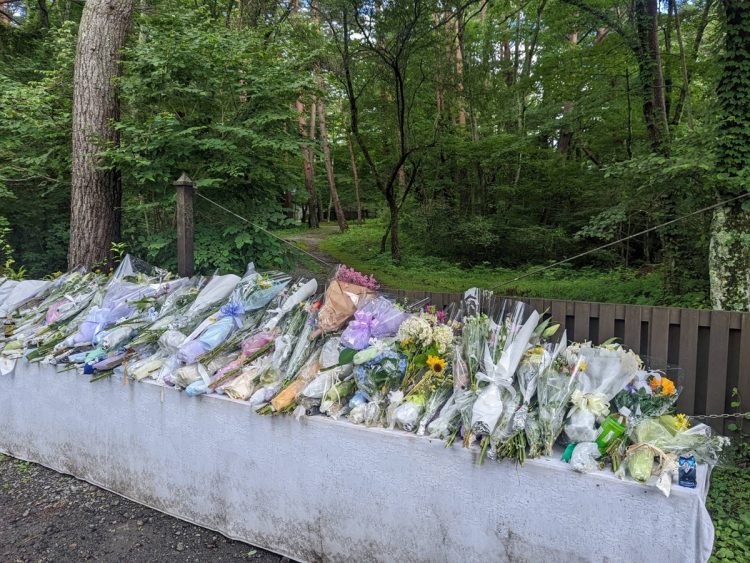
[493,317,562,461]
[222,356,272,401]
[266,347,323,413]
[283,300,322,381]
[298,337,353,412]
[191,331,277,396]
[170,273,240,333]
[350,341,406,400]
[262,278,318,331]
[176,312,239,365]
[229,264,291,312]
[564,344,641,443]
[536,336,585,455]
[248,328,303,408]
[393,353,452,433]
[613,366,681,417]
[471,302,539,461]
[312,266,378,337]
[569,442,602,473]
[627,415,729,465]
[416,385,452,436]
[427,392,462,439]
[0,279,52,316]
[340,296,407,350]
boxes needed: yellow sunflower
[426,355,447,373]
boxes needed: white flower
[432,324,454,355]
[397,316,433,348]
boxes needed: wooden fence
[388,289,750,434]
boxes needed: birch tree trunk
[68,0,135,270]
[709,0,750,311]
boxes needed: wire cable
[493,191,750,290]
[194,190,335,269]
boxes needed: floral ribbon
[219,301,245,328]
[570,389,610,418]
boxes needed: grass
[308,221,703,307]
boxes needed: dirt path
[280,224,340,267]
[0,455,282,563]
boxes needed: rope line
[493,191,750,290]
[194,190,335,269]
[195,186,750,289]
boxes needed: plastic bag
[393,397,425,432]
[427,393,460,439]
[570,442,601,473]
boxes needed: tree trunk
[709,203,750,310]
[296,98,319,228]
[634,0,669,153]
[68,0,135,270]
[347,133,362,224]
[710,0,750,310]
[386,193,400,263]
[317,100,348,232]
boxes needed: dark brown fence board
[677,309,699,413]
[573,302,590,342]
[706,311,731,432]
[623,306,642,352]
[598,304,616,342]
[649,308,670,364]
[739,315,750,415]
[550,301,567,331]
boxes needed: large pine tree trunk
[710,0,750,311]
[68,0,135,270]
[317,101,348,232]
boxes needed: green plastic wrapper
[628,447,654,482]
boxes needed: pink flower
[335,265,380,290]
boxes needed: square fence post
[174,173,194,278]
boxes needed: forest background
[2,0,750,310]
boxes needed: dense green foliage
[707,465,750,562]
[0,0,740,309]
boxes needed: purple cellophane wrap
[340,297,407,350]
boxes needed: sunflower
[426,355,447,373]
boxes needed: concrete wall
[0,361,714,562]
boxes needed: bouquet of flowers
[396,311,454,391]
[564,343,640,443]
[495,318,563,462]
[613,368,680,417]
[531,333,576,456]
[392,353,452,432]
[262,278,318,331]
[348,341,407,426]
[340,296,407,350]
[471,301,539,462]
[312,266,378,337]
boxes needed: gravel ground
[0,454,283,563]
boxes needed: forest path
[279,223,341,273]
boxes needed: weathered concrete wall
[0,362,714,562]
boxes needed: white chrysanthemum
[432,324,454,355]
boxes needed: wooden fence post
[174,172,194,277]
